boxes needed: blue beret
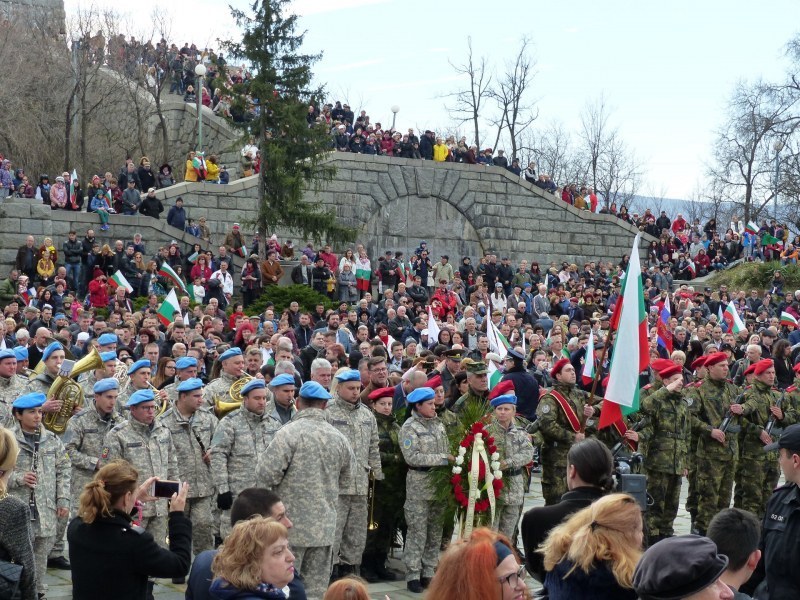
[270,373,296,387]
[97,333,118,345]
[12,392,46,410]
[42,341,63,362]
[54,313,67,321]
[126,389,155,407]
[177,377,204,393]
[241,378,266,396]
[219,347,243,362]
[299,381,331,401]
[100,351,117,362]
[93,378,119,394]
[407,387,435,404]
[490,394,518,408]
[127,359,151,375]
[335,369,361,383]
[175,357,198,370]
[0,349,15,361]
[13,346,28,361]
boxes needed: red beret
[569,297,579,303]
[651,358,674,373]
[703,352,728,367]
[550,358,571,379]
[690,356,708,371]
[367,386,395,401]
[659,364,682,379]
[488,379,515,401]
[425,375,443,389]
[744,363,758,376]
[753,358,774,376]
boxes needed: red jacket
[431,289,458,317]
[88,279,109,308]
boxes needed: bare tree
[444,37,492,148]
[595,135,642,211]
[578,95,614,200]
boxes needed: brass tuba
[214,374,254,418]
[43,347,104,434]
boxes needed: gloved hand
[217,491,233,510]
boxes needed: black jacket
[62,239,83,264]
[139,196,164,219]
[68,510,191,600]
[521,486,606,582]
[501,367,540,420]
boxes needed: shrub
[245,285,336,316]
[710,261,800,291]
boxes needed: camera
[614,454,649,511]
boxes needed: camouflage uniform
[256,408,354,600]
[210,406,280,537]
[682,380,703,525]
[326,396,383,569]
[436,405,461,440]
[451,387,489,414]
[63,403,126,513]
[639,385,690,538]
[738,381,795,517]
[536,383,590,505]
[202,372,239,410]
[0,373,26,427]
[25,371,56,395]
[399,412,449,583]
[691,377,741,533]
[79,371,101,405]
[116,383,151,414]
[100,417,178,546]
[8,427,70,595]
[158,405,218,553]
[486,417,534,539]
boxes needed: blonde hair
[78,459,139,524]
[0,429,19,495]
[540,493,643,589]
[323,577,371,600]
[212,517,288,590]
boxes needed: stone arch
[362,194,485,264]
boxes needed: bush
[710,261,800,291]
[245,285,336,316]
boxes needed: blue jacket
[167,205,187,230]
[544,559,637,600]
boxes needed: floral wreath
[451,421,504,538]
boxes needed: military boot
[374,553,399,581]
[407,580,424,594]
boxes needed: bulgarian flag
[109,270,134,293]
[762,233,781,246]
[486,320,509,360]
[781,311,798,328]
[69,169,78,209]
[426,305,440,348]
[600,234,648,429]
[158,262,189,294]
[355,259,372,292]
[686,259,696,278]
[723,301,746,334]
[487,360,503,390]
[745,221,759,235]
[157,289,181,326]
[238,244,248,258]
[582,329,595,386]
[187,251,199,263]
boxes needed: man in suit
[291,255,313,287]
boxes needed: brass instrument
[29,426,41,522]
[367,471,378,531]
[30,341,75,378]
[42,347,104,434]
[151,383,169,417]
[113,361,130,390]
[214,374,254,418]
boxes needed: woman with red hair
[426,527,530,600]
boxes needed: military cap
[550,358,570,378]
[505,347,525,361]
[690,355,708,371]
[241,378,266,396]
[765,423,800,451]
[466,361,489,375]
[42,341,63,362]
[488,379,515,401]
[0,349,15,361]
[651,358,674,372]
[53,313,67,321]
[177,378,204,392]
[13,346,28,361]
[270,373,296,387]
[93,378,119,394]
[703,352,728,367]
[367,386,395,401]
[490,394,517,408]
[12,392,46,410]
[744,363,758,376]
[335,369,361,382]
[100,351,117,362]
[658,363,682,380]
[127,359,151,375]
[126,389,155,407]
[407,387,435,404]
[299,381,331,401]
[443,348,463,362]
[424,374,443,389]
[219,347,243,362]
[753,358,774,375]
[633,535,728,600]
[97,333,118,345]
[175,357,198,370]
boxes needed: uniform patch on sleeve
[685,398,694,407]
[402,437,413,449]
[100,447,109,459]
[541,404,551,414]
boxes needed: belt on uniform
[409,466,433,472]
[506,468,523,476]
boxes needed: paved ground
[44,474,694,599]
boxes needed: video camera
[614,453,650,511]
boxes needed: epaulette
[641,384,652,391]
[73,407,90,418]
[110,422,127,433]
[159,407,174,418]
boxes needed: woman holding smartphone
[68,459,191,600]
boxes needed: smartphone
[150,480,181,498]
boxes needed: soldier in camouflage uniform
[161,356,199,406]
[158,377,218,553]
[400,386,451,594]
[0,348,26,428]
[536,359,595,506]
[682,355,708,529]
[326,369,383,578]
[738,359,796,517]
[690,351,742,535]
[210,377,281,538]
[8,392,71,596]
[451,360,490,414]
[79,351,118,406]
[638,363,689,542]
[117,359,168,414]
[486,393,534,540]
[203,347,245,410]
[363,386,405,582]
[264,373,297,427]
[63,378,126,514]
[99,388,178,546]
[256,381,354,600]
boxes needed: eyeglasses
[498,564,526,588]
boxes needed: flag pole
[584,328,614,432]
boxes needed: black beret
[633,535,728,600]
[505,347,525,361]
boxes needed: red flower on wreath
[451,421,502,513]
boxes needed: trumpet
[367,470,378,531]
[215,373,254,418]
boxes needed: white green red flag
[488,360,502,390]
[582,329,595,386]
[108,270,133,294]
[355,258,372,292]
[69,169,78,209]
[745,221,759,235]
[781,311,798,328]
[600,234,648,429]
[187,251,199,264]
[238,244,248,258]
[426,305,440,348]
[723,301,746,334]
[486,321,509,360]
[157,262,188,294]
[156,289,181,326]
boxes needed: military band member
[118,359,167,413]
[0,348,25,428]
[265,373,297,426]
[161,356,199,405]
[14,345,32,377]
[80,351,119,405]
[256,381,354,600]
[400,386,451,594]
[203,347,245,410]
[8,392,71,596]
[96,332,118,353]
[326,369,383,579]
[26,341,65,415]
[99,388,178,546]
[158,377,218,554]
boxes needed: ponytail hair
[567,438,615,492]
[78,459,138,524]
[0,429,19,496]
